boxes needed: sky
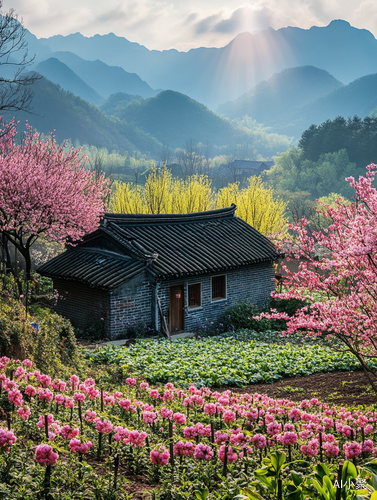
[3,0,377,51]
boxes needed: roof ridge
[102,204,236,226]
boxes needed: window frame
[187,282,201,309]
[211,274,227,302]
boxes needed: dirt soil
[232,370,377,407]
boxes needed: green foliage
[84,334,367,387]
[0,296,80,377]
[265,147,360,199]
[299,116,377,169]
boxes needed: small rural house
[38,205,281,339]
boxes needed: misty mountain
[40,20,377,108]
[218,66,343,122]
[104,90,254,149]
[45,51,157,99]
[35,58,104,106]
[2,74,161,155]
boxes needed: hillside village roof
[38,205,281,290]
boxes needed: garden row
[1,356,377,498]
[85,332,371,387]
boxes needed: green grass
[84,330,371,387]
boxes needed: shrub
[116,323,162,340]
[0,295,80,377]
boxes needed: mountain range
[3,19,377,157]
[36,20,377,109]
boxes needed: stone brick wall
[157,261,275,332]
[53,279,110,333]
[109,271,154,338]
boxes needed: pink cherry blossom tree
[258,164,377,390]
[0,121,109,282]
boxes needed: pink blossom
[278,432,298,446]
[150,445,170,465]
[64,398,74,409]
[173,412,186,425]
[149,389,160,399]
[69,439,93,454]
[38,388,53,403]
[301,438,318,457]
[113,391,123,399]
[183,426,198,440]
[362,439,374,454]
[17,406,31,420]
[251,434,267,449]
[204,403,217,416]
[22,359,33,369]
[267,422,282,436]
[218,445,238,463]
[129,430,147,447]
[37,414,54,428]
[143,411,157,424]
[38,374,51,388]
[60,425,79,440]
[85,410,97,422]
[215,431,229,445]
[119,399,132,411]
[126,378,136,386]
[73,392,85,403]
[194,443,214,461]
[95,418,113,434]
[343,441,362,459]
[8,389,23,407]
[35,444,58,466]
[51,380,66,392]
[162,391,174,402]
[114,426,130,443]
[322,442,339,458]
[223,410,236,424]
[140,382,149,390]
[55,394,65,405]
[173,441,195,457]
[164,382,174,390]
[70,375,79,390]
[0,428,16,447]
[160,407,173,420]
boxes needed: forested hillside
[2,75,161,155]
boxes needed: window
[188,283,201,308]
[212,275,226,301]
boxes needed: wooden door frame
[169,283,184,333]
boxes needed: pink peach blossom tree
[0,121,109,281]
[258,164,377,390]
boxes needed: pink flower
[114,426,130,443]
[38,374,51,388]
[73,392,85,403]
[119,399,132,411]
[114,391,123,399]
[149,389,160,399]
[301,439,318,457]
[22,359,33,369]
[104,395,115,406]
[51,379,66,392]
[204,403,217,416]
[38,388,53,403]
[140,382,149,390]
[173,441,195,457]
[69,439,93,454]
[251,434,267,449]
[126,378,136,386]
[183,426,198,440]
[0,428,16,447]
[278,432,298,446]
[95,418,113,434]
[60,425,79,440]
[223,410,236,424]
[164,383,174,390]
[85,410,97,422]
[17,406,31,420]
[143,411,157,424]
[8,389,23,407]
[35,444,58,466]
[343,441,362,459]
[322,442,339,458]
[173,412,186,425]
[70,375,79,390]
[150,445,170,465]
[362,439,374,454]
[194,443,214,461]
[129,430,147,447]
[37,414,54,428]
[55,394,65,405]
[218,445,238,463]
[162,391,174,402]
[25,385,37,397]
[160,407,173,420]
[230,432,247,446]
[215,431,229,445]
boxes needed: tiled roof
[38,248,147,290]
[38,205,281,289]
